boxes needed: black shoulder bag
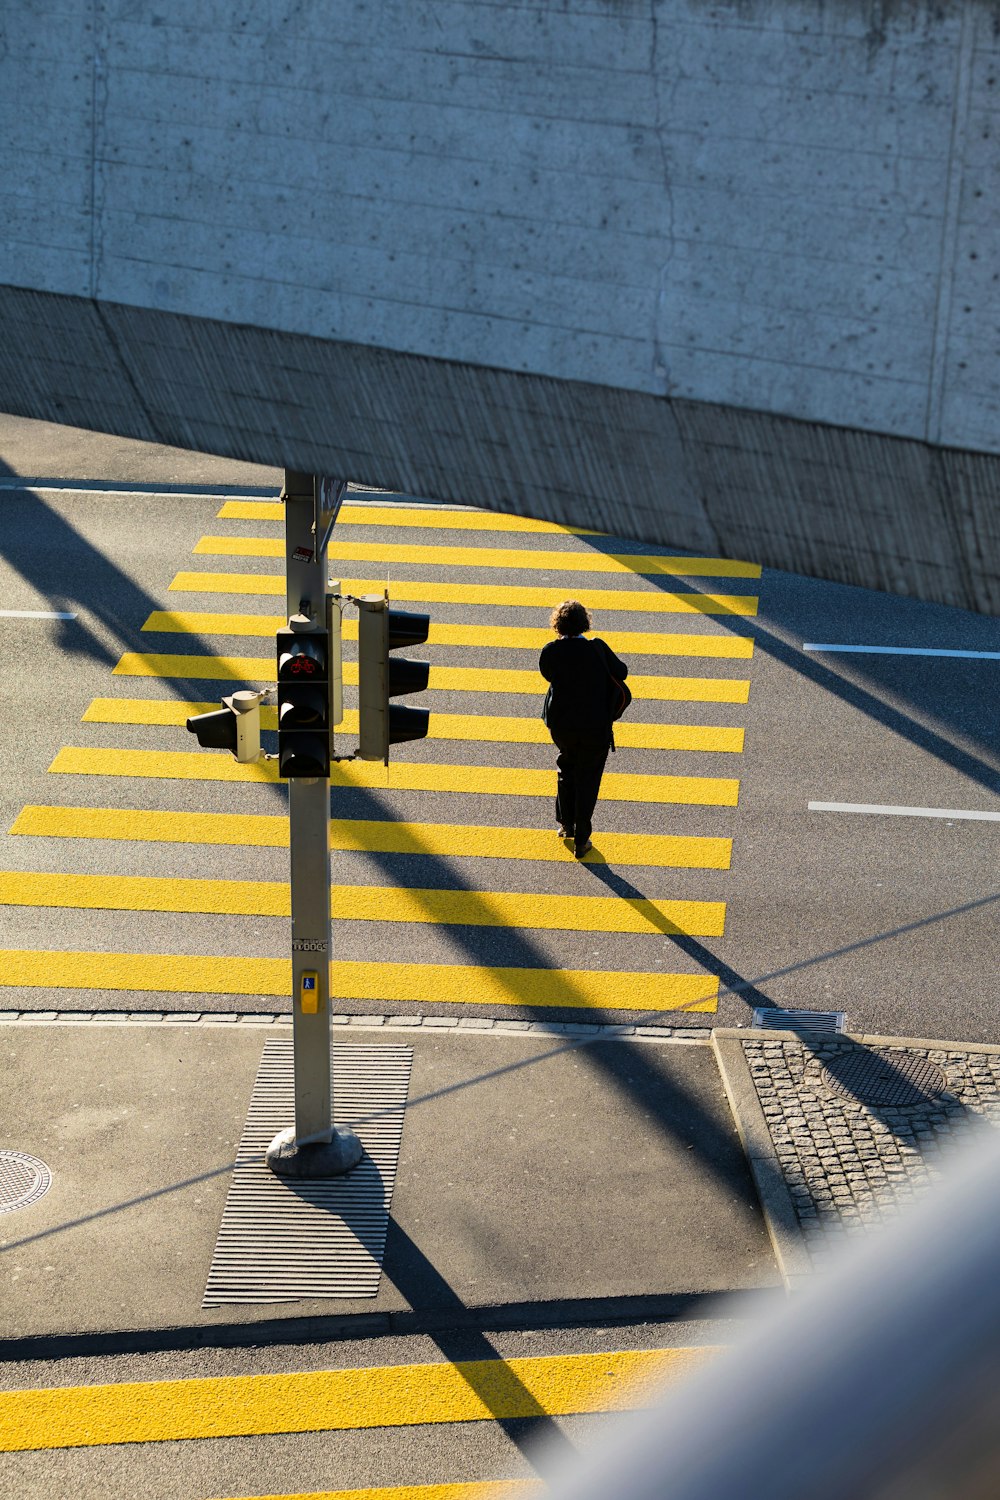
[593,639,631,750]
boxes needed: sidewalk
[3,1014,993,1353]
[0,1017,779,1353]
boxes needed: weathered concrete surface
[2,1,999,608]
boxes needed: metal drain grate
[752,1008,846,1036]
[821,1048,946,1108]
[0,1151,52,1215]
[204,1040,412,1305]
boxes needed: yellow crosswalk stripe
[0,873,725,935]
[115,653,750,714]
[109,657,746,739]
[194,534,762,579]
[219,499,600,536]
[0,952,719,1010]
[212,1485,536,1500]
[169,572,759,618]
[0,1346,712,1452]
[12,808,732,868]
[86,697,747,748]
[141,609,755,664]
[85,697,746,751]
[47,748,741,803]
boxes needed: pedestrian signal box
[186,690,262,763]
[276,615,331,778]
[299,970,320,1014]
[357,592,430,763]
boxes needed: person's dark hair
[551,599,590,636]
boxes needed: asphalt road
[1,414,997,1497]
[0,1319,759,1500]
[0,417,997,1040]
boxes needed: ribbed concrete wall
[2,1,999,608]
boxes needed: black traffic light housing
[357,592,430,763]
[186,691,262,762]
[276,615,331,778]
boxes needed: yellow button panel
[299,970,320,1014]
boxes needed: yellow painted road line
[194,534,762,579]
[169,572,759,618]
[109,657,746,736]
[12,808,733,868]
[0,1346,712,1453]
[49,748,742,803]
[141,610,755,663]
[0,952,719,1010]
[219,499,600,536]
[0,873,725,935]
[84,697,746,751]
[211,1484,537,1500]
[119,651,750,709]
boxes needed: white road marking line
[803,643,1000,660]
[0,610,77,620]
[0,483,474,508]
[809,801,1000,822]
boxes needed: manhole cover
[820,1049,946,1108]
[0,1152,52,1214]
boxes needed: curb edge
[711,1030,812,1292]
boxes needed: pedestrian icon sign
[300,970,320,1014]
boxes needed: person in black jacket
[539,600,628,859]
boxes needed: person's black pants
[551,730,611,850]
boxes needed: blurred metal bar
[547,1128,1000,1499]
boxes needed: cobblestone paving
[744,1037,1000,1270]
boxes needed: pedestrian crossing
[0,951,718,1009]
[2,494,759,1016]
[0,872,726,934]
[45,747,738,805]
[193,534,761,579]
[85,697,746,753]
[220,497,606,533]
[209,1487,534,1500]
[212,1486,533,1500]
[11,807,732,866]
[138,609,749,657]
[110,651,749,720]
[170,572,758,617]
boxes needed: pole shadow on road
[276,1158,578,1471]
[584,861,998,1137]
[322,779,741,1191]
[0,459,239,704]
[384,1218,577,1473]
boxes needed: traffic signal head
[276,615,331,778]
[356,593,431,763]
[186,691,261,763]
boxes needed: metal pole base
[265,1125,364,1179]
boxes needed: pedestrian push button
[299,971,320,1014]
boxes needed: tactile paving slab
[204,1039,412,1305]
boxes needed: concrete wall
[2,1,999,608]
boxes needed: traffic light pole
[265,470,361,1179]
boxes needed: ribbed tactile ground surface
[204,1039,412,1305]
